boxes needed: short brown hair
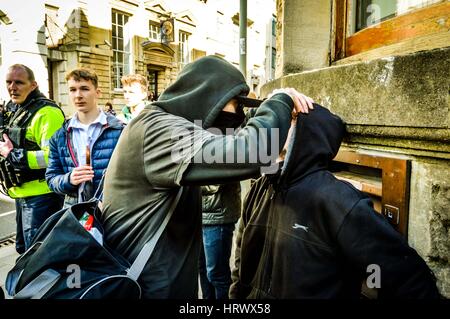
[121,74,148,92]
[65,68,99,88]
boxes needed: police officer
[0,64,65,253]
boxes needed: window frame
[271,47,276,80]
[178,30,191,68]
[271,16,276,37]
[149,20,161,42]
[111,10,131,90]
[332,0,449,62]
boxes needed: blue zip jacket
[45,113,124,206]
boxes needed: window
[334,0,448,60]
[271,16,276,37]
[355,0,396,31]
[271,48,276,79]
[178,31,190,67]
[355,0,442,32]
[111,10,130,89]
[149,21,160,41]
[396,0,442,14]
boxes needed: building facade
[0,0,276,114]
[263,0,450,298]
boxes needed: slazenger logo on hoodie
[292,223,309,232]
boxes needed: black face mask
[212,108,246,134]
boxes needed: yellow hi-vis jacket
[8,106,65,198]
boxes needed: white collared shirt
[68,110,107,166]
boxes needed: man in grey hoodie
[100,56,313,298]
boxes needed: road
[0,194,15,242]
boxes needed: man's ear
[31,81,38,91]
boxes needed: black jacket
[101,56,295,298]
[202,183,241,225]
[230,105,440,299]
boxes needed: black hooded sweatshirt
[230,105,440,299]
[101,56,295,298]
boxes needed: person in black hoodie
[230,105,440,299]
[100,56,314,298]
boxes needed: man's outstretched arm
[181,90,312,185]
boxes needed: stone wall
[261,47,450,297]
[275,0,331,77]
[78,50,112,106]
[410,161,450,296]
[263,47,450,159]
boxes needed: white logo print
[292,223,308,232]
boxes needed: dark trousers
[199,223,235,299]
[15,192,64,254]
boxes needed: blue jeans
[15,192,64,254]
[199,223,235,299]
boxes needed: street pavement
[0,193,16,298]
[0,212,15,242]
[0,240,18,299]
[0,194,15,241]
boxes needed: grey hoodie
[100,56,295,298]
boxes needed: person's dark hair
[65,68,99,89]
[8,64,36,82]
[148,91,156,101]
[105,101,113,110]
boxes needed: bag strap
[90,169,183,280]
[92,169,106,201]
[13,269,60,299]
[127,187,183,281]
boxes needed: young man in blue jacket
[46,69,124,206]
